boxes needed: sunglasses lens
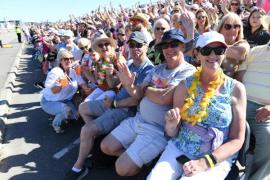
[98,43,110,48]
[162,41,180,49]
[63,57,74,61]
[224,24,232,30]
[215,47,226,55]
[156,27,165,31]
[129,42,143,48]
[200,46,226,56]
[224,24,240,30]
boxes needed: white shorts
[147,141,236,180]
[84,88,115,102]
[111,113,167,167]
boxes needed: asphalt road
[0,44,147,180]
[0,30,22,89]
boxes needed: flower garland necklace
[180,67,225,125]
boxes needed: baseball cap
[127,31,147,44]
[196,31,227,48]
[156,29,193,52]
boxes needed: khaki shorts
[111,113,168,167]
[87,100,131,134]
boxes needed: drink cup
[60,78,68,87]
[75,66,81,75]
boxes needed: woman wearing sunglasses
[147,18,170,65]
[216,12,250,78]
[243,7,270,48]
[221,0,244,16]
[83,32,123,102]
[195,9,211,35]
[148,31,246,180]
[41,49,89,133]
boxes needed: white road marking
[53,138,80,159]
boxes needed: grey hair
[56,49,73,66]
[153,18,170,33]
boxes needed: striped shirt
[239,44,270,105]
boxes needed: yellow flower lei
[180,67,225,125]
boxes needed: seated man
[236,42,270,180]
[101,29,196,176]
[65,31,154,179]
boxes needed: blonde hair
[77,38,91,49]
[216,12,244,43]
[195,9,210,30]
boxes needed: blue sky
[0,0,152,22]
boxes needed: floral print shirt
[172,75,236,158]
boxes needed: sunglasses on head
[161,40,181,50]
[223,24,241,30]
[231,3,239,6]
[62,57,74,61]
[128,41,144,48]
[98,42,110,48]
[199,46,226,56]
[156,27,166,31]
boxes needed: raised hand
[115,62,135,87]
[165,108,181,137]
[180,12,194,33]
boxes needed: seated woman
[216,12,250,78]
[221,0,244,17]
[147,18,170,65]
[148,31,246,180]
[40,49,88,133]
[195,9,211,35]
[243,7,270,48]
[83,32,124,102]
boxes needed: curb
[0,43,25,144]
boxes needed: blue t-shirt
[115,58,154,101]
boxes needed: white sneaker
[52,125,64,133]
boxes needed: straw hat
[91,31,116,52]
[129,13,150,28]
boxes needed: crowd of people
[23,0,270,179]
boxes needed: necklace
[180,67,225,125]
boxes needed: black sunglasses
[223,24,241,30]
[199,46,227,56]
[129,42,144,48]
[98,42,110,48]
[161,40,181,50]
[197,16,206,20]
[62,57,74,61]
[156,27,166,31]
[231,3,239,6]
[80,46,88,50]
